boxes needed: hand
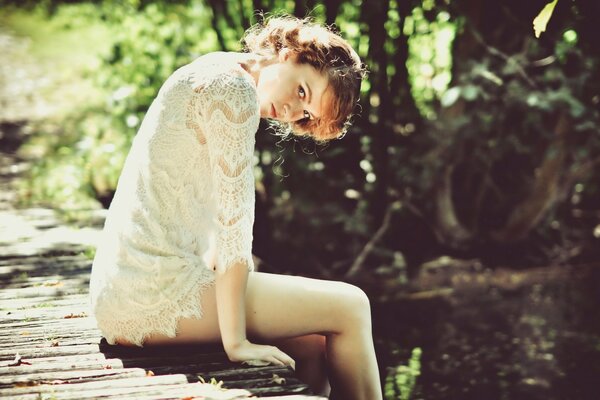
[225,339,296,370]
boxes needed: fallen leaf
[146,370,155,376]
[7,353,31,366]
[102,365,112,369]
[270,374,286,385]
[63,312,87,319]
[51,341,59,347]
[45,379,67,385]
[14,381,39,387]
[42,280,63,287]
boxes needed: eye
[298,86,306,98]
[298,86,312,121]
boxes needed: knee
[338,283,372,330]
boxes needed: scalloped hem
[95,278,215,347]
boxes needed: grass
[0,4,115,121]
[0,5,113,69]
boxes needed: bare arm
[215,262,295,369]
[199,67,293,368]
[215,262,249,352]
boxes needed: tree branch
[345,201,401,279]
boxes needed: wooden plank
[194,365,293,380]
[1,374,282,399]
[0,367,147,388]
[1,305,92,322]
[5,382,253,400]
[0,265,90,281]
[0,285,89,300]
[0,343,102,360]
[0,316,96,331]
[0,356,124,376]
[0,294,89,309]
[0,337,102,352]
[249,383,313,396]
[223,376,306,389]
[2,374,197,395]
[2,276,90,291]
[0,355,120,375]
[0,331,101,350]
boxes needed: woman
[89,15,382,399]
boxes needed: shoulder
[190,53,257,99]
[159,53,257,105]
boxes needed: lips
[270,104,277,119]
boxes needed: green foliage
[405,4,456,118]
[385,347,422,400]
[10,0,600,274]
[17,1,222,207]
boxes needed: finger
[274,351,296,370]
[265,355,285,367]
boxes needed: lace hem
[95,276,215,347]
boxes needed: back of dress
[89,52,259,346]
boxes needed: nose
[283,97,303,121]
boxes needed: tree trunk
[324,0,342,26]
[362,0,391,225]
[205,0,228,51]
[491,113,570,242]
[390,0,422,123]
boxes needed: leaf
[533,0,558,38]
[64,312,88,319]
[270,374,286,385]
[441,87,461,107]
[462,85,479,101]
[7,353,31,366]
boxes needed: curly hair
[242,15,367,142]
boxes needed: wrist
[223,337,249,353]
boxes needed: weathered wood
[0,367,147,388]
[0,343,102,360]
[4,379,254,400]
[0,340,100,355]
[0,294,89,309]
[0,331,101,350]
[0,194,322,398]
[1,305,92,322]
[0,356,125,376]
[0,285,89,300]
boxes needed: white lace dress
[89,52,259,346]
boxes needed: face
[256,50,331,123]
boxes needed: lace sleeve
[199,69,259,274]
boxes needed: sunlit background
[1,0,599,398]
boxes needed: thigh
[143,271,362,345]
[245,272,364,340]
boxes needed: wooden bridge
[0,141,325,399]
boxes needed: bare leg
[143,272,383,400]
[271,334,330,396]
